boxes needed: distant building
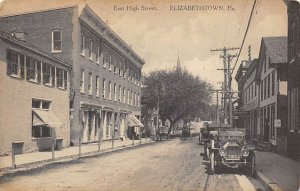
[0,4,145,145]
[287,0,300,159]
[0,30,71,155]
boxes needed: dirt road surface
[0,132,258,191]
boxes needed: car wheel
[210,152,215,174]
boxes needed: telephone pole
[211,47,239,125]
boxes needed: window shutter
[37,61,41,83]
[6,49,12,75]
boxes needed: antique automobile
[209,128,256,176]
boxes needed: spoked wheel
[210,152,215,174]
[248,154,256,177]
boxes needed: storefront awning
[129,114,144,127]
[32,109,63,129]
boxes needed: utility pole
[211,47,239,125]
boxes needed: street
[0,122,264,191]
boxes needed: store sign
[232,110,249,117]
[274,119,281,128]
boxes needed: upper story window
[271,71,275,96]
[109,55,112,71]
[137,94,140,107]
[80,69,85,93]
[114,83,117,101]
[123,88,126,104]
[51,30,62,53]
[89,40,93,60]
[103,50,107,68]
[108,81,112,100]
[88,73,93,95]
[103,79,106,98]
[264,55,267,73]
[118,85,122,102]
[42,63,53,86]
[27,57,40,82]
[127,89,130,105]
[96,46,100,64]
[81,35,85,56]
[56,68,64,89]
[96,76,100,97]
[6,49,21,77]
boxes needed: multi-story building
[0,4,145,145]
[239,59,259,141]
[256,37,288,152]
[0,30,71,155]
[235,36,288,154]
[287,0,300,159]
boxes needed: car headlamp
[242,149,249,157]
[220,150,226,157]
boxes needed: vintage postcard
[0,0,299,190]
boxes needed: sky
[0,0,288,92]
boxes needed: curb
[0,140,158,179]
[256,169,283,191]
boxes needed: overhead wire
[231,0,258,75]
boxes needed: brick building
[287,0,300,159]
[0,30,71,155]
[0,4,145,145]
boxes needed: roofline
[0,4,78,19]
[81,5,145,65]
[0,31,71,68]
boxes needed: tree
[142,68,213,133]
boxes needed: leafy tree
[142,68,213,133]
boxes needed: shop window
[51,30,62,52]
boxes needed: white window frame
[123,88,126,104]
[109,54,112,71]
[103,79,106,98]
[51,30,62,53]
[114,83,117,101]
[119,86,122,102]
[81,35,85,56]
[96,45,100,64]
[109,81,112,100]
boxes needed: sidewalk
[255,151,300,191]
[0,137,153,174]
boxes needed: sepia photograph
[0,0,299,190]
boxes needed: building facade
[0,5,145,145]
[287,0,300,159]
[0,30,71,155]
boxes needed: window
[123,88,126,103]
[137,94,140,107]
[119,62,122,76]
[103,50,107,68]
[127,89,130,104]
[96,46,100,64]
[32,99,51,110]
[52,30,62,52]
[261,80,263,101]
[134,92,136,106]
[81,35,85,56]
[264,55,267,73]
[80,70,85,93]
[89,40,93,60]
[42,63,52,85]
[103,79,106,98]
[109,55,112,71]
[96,76,100,97]
[6,49,21,76]
[56,68,64,89]
[254,82,257,97]
[114,83,117,101]
[271,71,275,96]
[119,86,122,102]
[27,57,40,82]
[251,83,253,99]
[131,91,134,106]
[264,78,267,100]
[88,73,92,95]
[109,81,112,100]
[267,74,270,98]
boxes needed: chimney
[11,31,28,41]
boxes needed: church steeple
[176,52,181,71]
